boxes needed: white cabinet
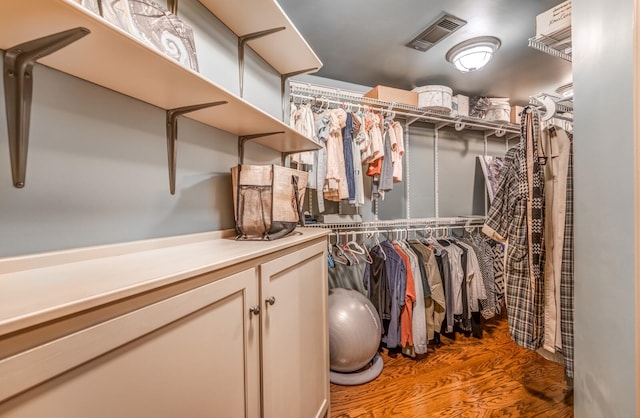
[0,229,329,418]
[260,243,330,418]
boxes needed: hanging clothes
[391,120,404,183]
[539,125,574,379]
[409,240,446,341]
[483,107,546,352]
[393,243,416,349]
[314,112,330,213]
[364,243,391,332]
[350,115,366,207]
[324,108,349,201]
[559,134,574,379]
[342,113,357,203]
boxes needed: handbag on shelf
[231,164,308,241]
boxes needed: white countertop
[0,228,328,337]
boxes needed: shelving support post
[3,27,90,188]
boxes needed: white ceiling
[278,0,572,105]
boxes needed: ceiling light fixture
[446,36,501,73]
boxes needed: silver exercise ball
[328,288,382,373]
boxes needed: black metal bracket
[238,27,285,97]
[3,27,90,188]
[166,101,227,194]
[238,132,283,165]
[280,67,318,121]
[281,151,300,167]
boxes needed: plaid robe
[483,107,545,351]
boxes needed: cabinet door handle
[249,305,261,315]
[265,296,276,306]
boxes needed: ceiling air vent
[406,14,467,52]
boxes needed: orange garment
[366,157,383,177]
[394,244,416,348]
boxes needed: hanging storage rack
[289,81,521,221]
[529,93,574,122]
[528,33,572,62]
[305,216,486,239]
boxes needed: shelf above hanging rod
[304,216,486,231]
[289,81,521,135]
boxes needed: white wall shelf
[528,33,572,62]
[0,0,321,192]
[197,0,323,77]
[289,81,521,136]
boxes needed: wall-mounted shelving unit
[289,81,521,221]
[290,81,521,136]
[0,0,321,193]
[528,33,572,62]
[528,26,573,122]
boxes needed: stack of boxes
[535,0,571,44]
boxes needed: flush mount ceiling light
[446,36,501,73]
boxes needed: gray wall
[0,0,281,257]
[573,0,636,416]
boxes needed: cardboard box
[363,85,418,107]
[536,0,571,38]
[510,105,524,124]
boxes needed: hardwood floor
[329,316,573,417]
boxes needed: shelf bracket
[238,131,284,164]
[435,122,449,131]
[3,27,90,188]
[407,112,428,126]
[238,27,286,98]
[280,68,318,121]
[281,150,299,167]
[166,101,227,195]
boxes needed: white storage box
[536,0,571,38]
[413,85,453,113]
[453,94,469,117]
[485,98,511,122]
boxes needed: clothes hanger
[339,232,359,265]
[331,233,350,265]
[362,239,374,264]
[327,234,336,268]
[345,231,366,255]
[374,231,387,260]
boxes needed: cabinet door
[0,268,260,418]
[260,241,329,418]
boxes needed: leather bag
[231,165,308,240]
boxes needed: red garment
[394,244,416,347]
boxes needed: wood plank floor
[330,316,573,417]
